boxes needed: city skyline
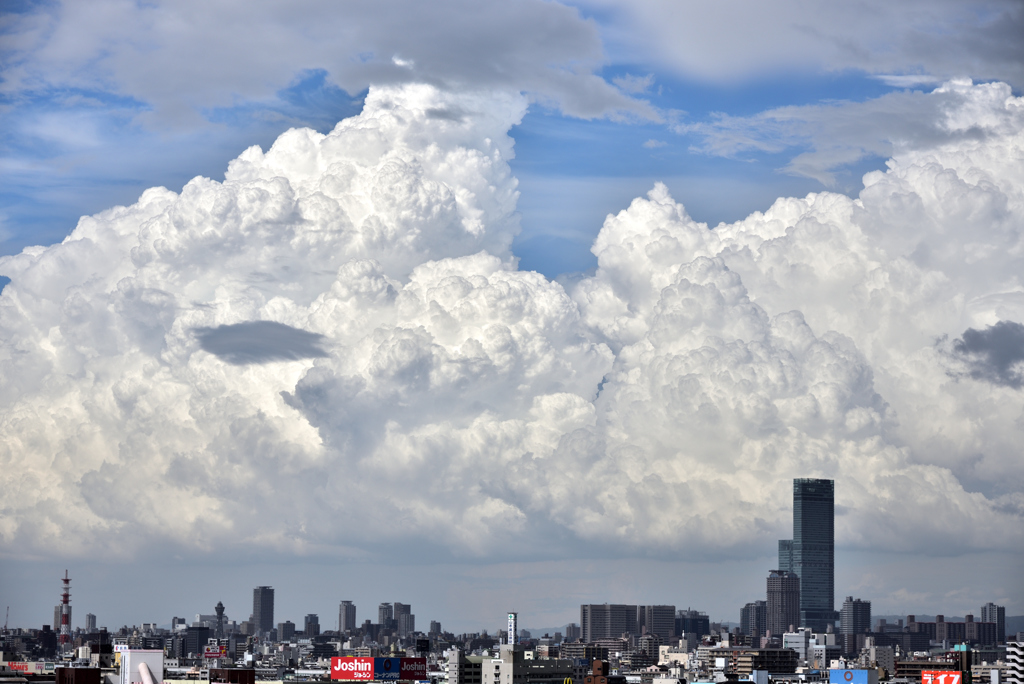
[1,1,1022,629]
[11,582,1018,639]
[2,477,1016,635]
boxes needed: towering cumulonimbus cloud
[0,80,1022,563]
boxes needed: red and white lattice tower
[59,570,71,651]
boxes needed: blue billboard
[375,658,402,681]
[829,670,873,684]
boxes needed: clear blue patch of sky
[2,59,905,282]
[0,72,367,256]
[204,69,365,135]
[509,68,903,276]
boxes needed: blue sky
[6,0,1013,276]
[0,61,898,274]
[2,0,1023,631]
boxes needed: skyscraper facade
[840,597,871,635]
[741,601,767,640]
[981,603,1006,643]
[840,596,871,655]
[779,478,835,632]
[778,540,794,574]
[378,602,394,629]
[253,586,275,636]
[580,604,638,642]
[393,602,413,636]
[641,605,676,639]
[676,609,710,638]
[766,570,800,636]
[340,601,356,632]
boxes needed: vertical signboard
[332,657,375,680]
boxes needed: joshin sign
[332,657,375,680]
[400,658,426,680]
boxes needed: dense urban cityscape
[2,480,1020,684]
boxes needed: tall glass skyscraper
[778,478,835,632]
[253,586,275,636]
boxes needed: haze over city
[1,0,1022,633]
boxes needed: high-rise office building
[393,603,413,636]
[675,609,710,638]
[429,620,442,636]
[398,612,415,637]
[379,603,394,629]
[766,570,800,636]
[741,601,767,640]
[85,613,97,632]
[278,621,296,641]
[580,604,638,642]
[778,540,794,574]
[253,586,275,636]
[779,478,835,631]
[340,601,356,632]
[840,597,871,655]
[981,603,1006,643]
[640,605,676,639]
[305,614,320,637]
[581,602,634,643]
[564,623,581,642]
[840,597,871,635]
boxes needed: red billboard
[922,672,961,684]
[332,657,375,681]
[400,658,426,680]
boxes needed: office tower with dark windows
[394,603,413,636]
[741,601,767,640]
[379,602,394,629]
[778,540,794,573]
[641,605,676,639]
[253,586,275,636]
[85,613,97,633]
[278,621,295,641]
[580,604,638,642]
[981,603,1006,643]
[676,609,711,638]
[340,601,356,632]
[840,597,871,655]
[779,478,835,632]
[304,614,320,637]
[840,597,871,635]
[767,570,800,636]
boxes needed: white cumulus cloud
[1,80,1022,574]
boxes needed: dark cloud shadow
[193,321,328,365]
[952,320,1024,388]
